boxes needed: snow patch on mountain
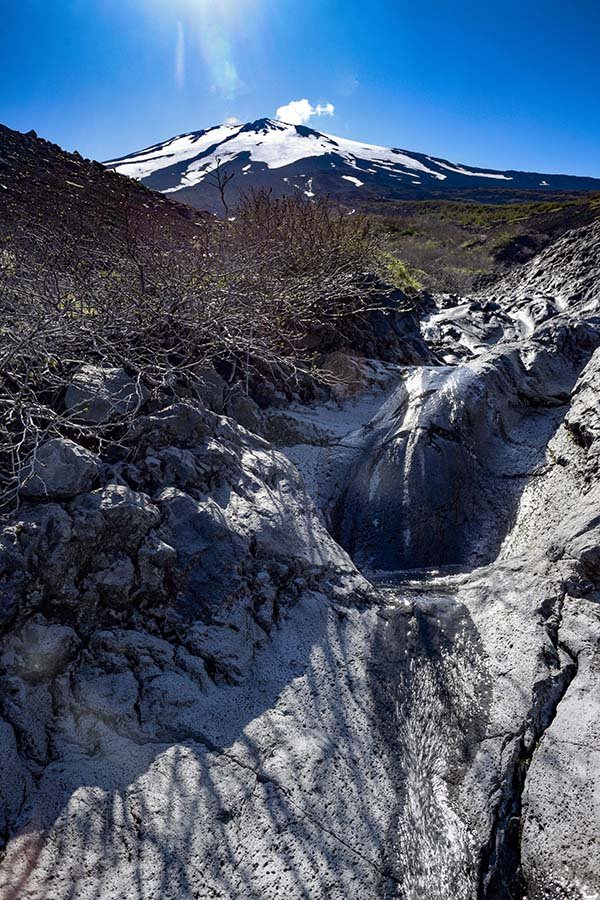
[106,124,242,181]
[429,158,513,180]
[322,131,446,179]
[163,122,335,193]
[104,117,600,207]
[342,175,364,187]
[106,119,455,190]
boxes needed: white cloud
[175,21,185,90]
[275,99,335,126]
[224,116,242,126]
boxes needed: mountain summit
[105,117,600,210]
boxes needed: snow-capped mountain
[105,118,600,211]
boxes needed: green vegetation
[370,193,600,292]
[377,250,422,292]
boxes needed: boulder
[13,618,80,683]
[130,402,215,449]
[20,438,99,499]
[157,487,247,609]
[71,484,161,551]
[65,364,149,424]
[191,368,227,412]
[224,392,265,435]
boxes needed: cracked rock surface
[1,221,600,899]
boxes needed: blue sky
[1,0,599,175]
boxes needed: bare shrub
[0,189,395,511]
